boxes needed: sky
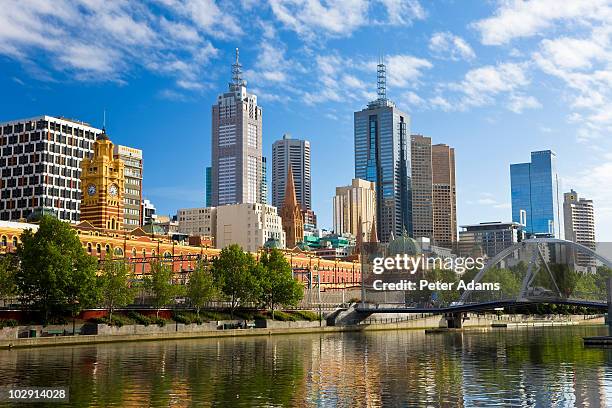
[1,0,612,239]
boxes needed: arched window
[96,244,101,255]
[132,248,137,257]
[1,236,7,247]
[12,237,18,247]
[151,250,156,257]
[163,251,172,258]
[105,244,111,254]
[114,247,124,257]
[87,243,92,253]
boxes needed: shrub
[173,312,204,325]
[152,317,166,327]
[88,315,131,327]
[200,310,232,321]
[291,310,320,321]
[0,319,18,329]
[126,311,152,326]
[270,311,297,321]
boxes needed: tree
[15,215,99,323]
[0,255,17,307]
[146,261,182,318]
[99,255,136,322]
[258,249,303,318]
[210,244,259,318]
[186,261,218,318]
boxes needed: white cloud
[508,94,542,113]
[0,0,223,88]
[268,0,425,39]
[429,32,475,61]
[439,62,532,110]
[473,0,612,45]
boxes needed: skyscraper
[410,135,433,240]
[0,115,98,223]
[511,150,561,237]
[272,133,311,211]
[260,156,268,204]
[563,190,595,268]
[432,143,457,249]
[113,144,143,229]
[333,178,377,242]
[354,59,411,242]
[211,48,263,206]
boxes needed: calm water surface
[1,325,611,407]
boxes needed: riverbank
[0,314,604,350]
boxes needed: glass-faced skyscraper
[354,60,411,242]
[211,49,263,206]
[510,150,561,237]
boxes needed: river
[0,325,611,407]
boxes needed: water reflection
[0,326,611,407]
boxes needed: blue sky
[1,0,612,239]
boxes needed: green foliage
[0,319,18,329]
[211,244,260,317]
[186,261,218,317]
[89,315,131,327]
[126,311,153,326]
[291,310,321,321]
[15,215,99,322]
[258,249,304,316]
[98,256,136,321]
[199,310,232,321]
[145,261,183,318]
[173,312,203,325]
[425,268,459,305]
[0,255,18,306]
[269,310,297,321]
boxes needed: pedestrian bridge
[356,238,612,316]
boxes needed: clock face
[87,184,96,196]
[109,184,119,197]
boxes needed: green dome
[264,238,282,249]
[387,231,421,256]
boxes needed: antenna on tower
[377,55,387,101]
[103,109,106,131]
[231,47,245,89]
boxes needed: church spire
[281,166,304,249]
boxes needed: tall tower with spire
[280,167,304,248]
[211,48,264,206]
[354,57,412,242]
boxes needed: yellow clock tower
[80,129,125,230]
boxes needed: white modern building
[177,207,217,238]
[216,203,285,252]
[563,190,596,268]
[0,115,100,222]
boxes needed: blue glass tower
[205,166,212,207]
[354,60,412,242]
[510,150,561,237]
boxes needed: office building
[260,156,268,204]
[458,221,523,258]
[271,133,311,211]
[564,190,596,268]
[205,166,212,207]
[354,59,411,242]
[333,178,376,242]
[80,129,125,230]
[302,209,318,236]
[211,48,263,206]
[0,115,99,222]
[410,135,434,240]
[280,167,304,248]
[142,198,157,225]
[432,143,457,249]
[113,144,142,229]
[510,150,562,237]
[177,207,217,239]
[216,203,285,252]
